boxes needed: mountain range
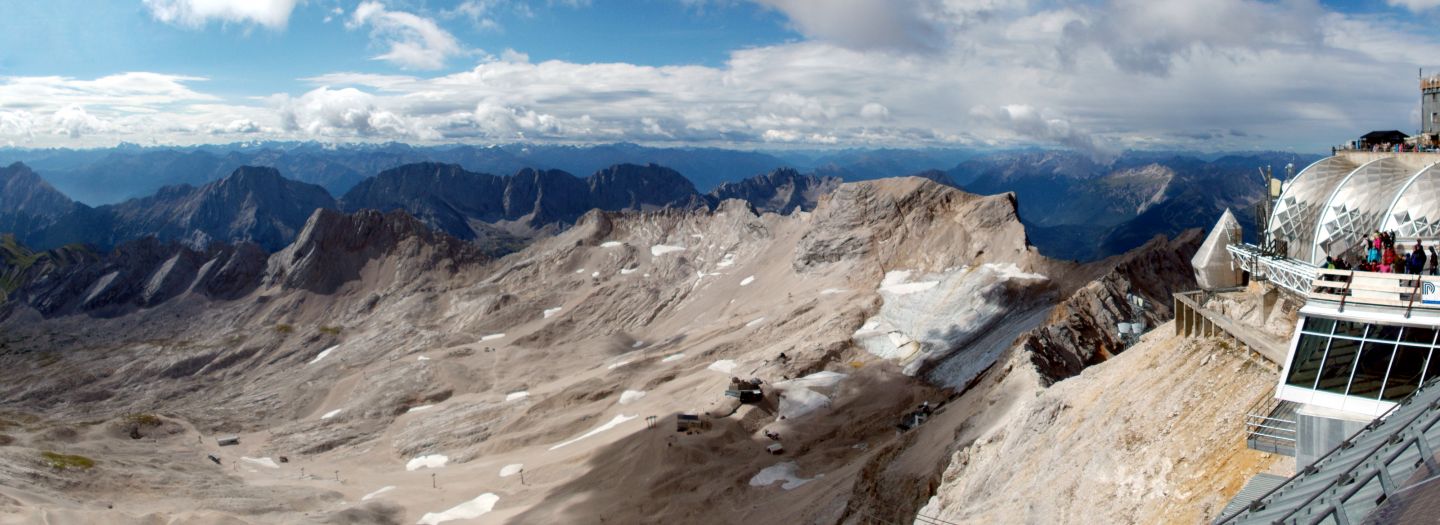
[948,150,1320,260]
[0,160,840,255]
[0,145,1323,262]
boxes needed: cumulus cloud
[143,0,299,29]
[51,106,106,139]
[348,2,467,70]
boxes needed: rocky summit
[0,174,1257,525]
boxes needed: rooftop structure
[1266,151,1440,265]
[1212,146,1440,523]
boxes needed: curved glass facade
[1285,314,1440,402]
[1312,158,1416,263]
[1267,154,1440,265]
[1382,163,1440,238]
[1269,157,1357,261]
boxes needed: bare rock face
[708,167,840,214]
[104,166,338,252]
[794,176,1034,273]
[1,238,268,317]
[265,208,486,294]
[0,162,81,246]
[1019,229,1203,385]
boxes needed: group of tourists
[1327,230,1440,275]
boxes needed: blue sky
[3,0,1440,154]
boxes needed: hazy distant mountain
[950,151,1320,260]
[2,142,802,205]
[340,162,710,246]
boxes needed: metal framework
[1228,243,1318,297]
[1214,376,1440,524]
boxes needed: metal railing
[1309,268,1438,316]
[1244,396,1298,457]
[1228,243,1317,297]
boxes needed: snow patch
[749,462,818,490]
[505,391,529,402]
[707,360,738,374]
[618,390,647,405]
[600,241,624,248]
[775,386,831,420]
[480,333,506,341]
[740,276,755,286]
[575,268,585,274]
[308,345,339,365]
[548,414,638,450]
[321,409,342,420]
[416,493,499,525]
[717,253,736,268]
[650,244,685,256]
[407,405,434,413]
[405,454,449,471]
[591,271,600,278]
[746,317,766,328]
[820,288,847,295]
[241,457,279,469]
[661,353,684,363]
[855,264,1052,378]
[499,464,524,477]
[362,486,395,501]
[543,307,563,319]
[620,268,638,275]
[607,360,633,370]
[632,340,646,348]
[417,356,431,361]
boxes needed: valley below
[0,175,1274,524]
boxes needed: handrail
[1310,268,1440,311]
[1406,274,1424,318]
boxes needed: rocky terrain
[0,175,1276,524]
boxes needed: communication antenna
[1256,165,1274,249]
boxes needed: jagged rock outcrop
[103,166,337,251]
[265,208,486,294]
[339,162,708,242]
[0,237,266,317]
[1018,229,1203,384]
[794,177,1036,273]
[0,163,81,244]
[708,167,839,214]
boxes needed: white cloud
[142,0,299,29]
[51,105,106,139]
[1387,0,1440,11]
[8,1,1440,153]
[348,2,467,70]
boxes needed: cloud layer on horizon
[5,0,1440,156]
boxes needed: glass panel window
[1369,324,1402,342]
[1302,316,1337,335]
[1383,345,1429,401]
[1287,333,1331,389]
[1348,341,1396,399]
[1316,337,1362,394]
[1401,327,1438,346]
[1333,320,1368,339]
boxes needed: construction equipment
[724,377,764,404]
[896,401,934,432]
